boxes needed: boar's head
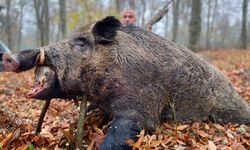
[3,16,122,100]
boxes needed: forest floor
[0,49,249,150]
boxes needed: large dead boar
[2,16,250,149]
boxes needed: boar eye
[74,40,85,47]
[44,72,49,77]
[72,37,89,52]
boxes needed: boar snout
[3,53,19,72]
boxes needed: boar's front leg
[99,104,154,150]
[100,115,141,150]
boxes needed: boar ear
[92,16,121,44]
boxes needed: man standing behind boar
[121,9,137,26]
[121,9,152,31]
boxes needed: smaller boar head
[3,16,122,100]
[27,65,66,100]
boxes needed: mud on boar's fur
[2,16,250,149]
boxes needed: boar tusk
[39,48,45,65]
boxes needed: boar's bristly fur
[3,16,250,150]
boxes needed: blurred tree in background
[59,0,66,39]
[188,0,201,51]
[240,0,248,49]
[0,0,249,51]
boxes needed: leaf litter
[0,49,249,149]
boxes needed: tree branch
[144,0,173,28]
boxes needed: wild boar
[2,16,250,150]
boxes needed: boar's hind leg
[99,116,141,150]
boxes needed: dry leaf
[88,132,105,149]
[197,130,210,138]
[15,144,29,150]
[204,124,210,130]
[93,126,104,136]
[176,140,186,145]
[1,131,14,147]
[126,139,135,147]
[59,128,74,143]
[1,127,21,147]
[207,140,217,150]
[148,135,156,144]
[231,142,247,150]
[192,122,200,129]
[87,140,95,150]
[133,130,145,148]
[161,142,168,148]
[150,140,162,147]
[214,124,225,131]
[226,130,234,139]
[177,125,189,131]
[54,144,67,150]
[163,137,173,146]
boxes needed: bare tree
[205,0,212,49]
[128,0,136,10]
[172,0,180,42]
[164,14,169,38]
[0,4,4,12]
[33,0,50,46]
[140,0,146,26]
[210,0,217,48]
[240,0,248,49]
[44,0,49,45]
[59,0,67,39]
[188,0,202,51]
[144,0,173,28]
[17,0,28,50]
[115,0,121,13]
[0,5,4,31]
[6,0,12,49]
[218,15,230,48]
[34,0,44,46]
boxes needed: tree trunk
[17,0,27,50]
[140,0,146,26]
[33,0,50,46]
[83,0,91,23]
[6,0,12,50]
[44,0,49,45]
[210,0,217,48]
[34,0,44,46]
[128,0,136,10]
[115,0,121,13]
[240,0,248,49]
[164,14,169,38]
[172,0,180,42]
[205,0,212,50]
[188,0,202,51]
[59,0,67,39]
[17,12,23,50]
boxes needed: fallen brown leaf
[1,127,21,148]
[177,124,189,131]
[133,130,145,148]
[207,140,217,150]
